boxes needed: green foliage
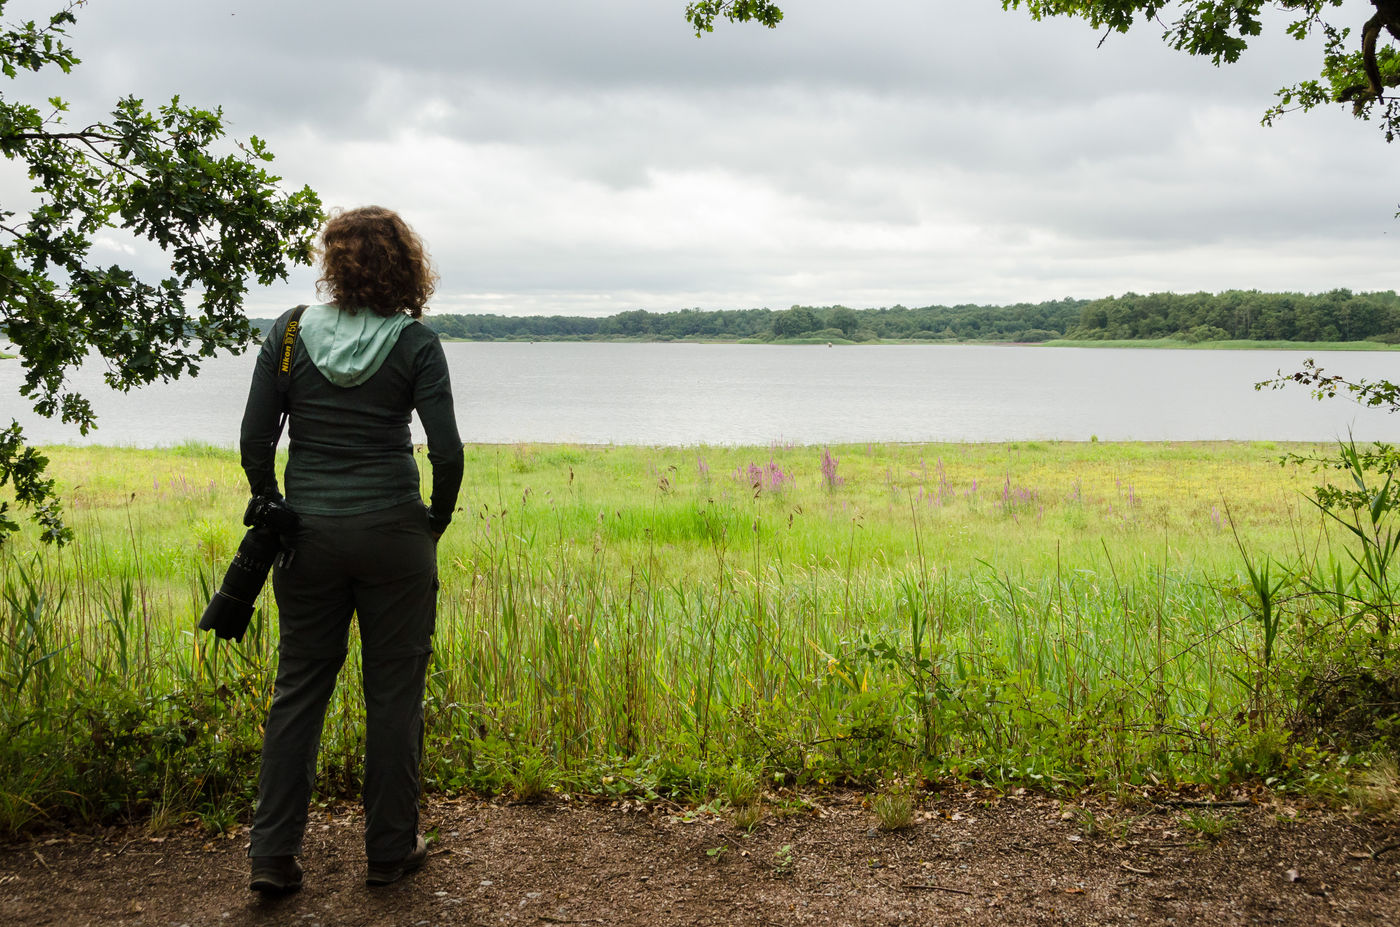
[0,423,67,544]
[1310,442,1400,638]
[0,1,322,544]
[722,763,761,807]
[1228,510,1292,686]
[1228,430,1400,758]
[1263,358,1400,413]
[828,305,860,336]
[0,556,267,831]
[1289,628,1400,753]
[0,441,1376,834]
[1235,364,1400,768]
[1072,805,1132,841]
[872,784,915,831]
[1270,436,1400,638]
[732,801,763,830]
[1072,290,1400,342]
[1004,0,1400,143]
[772,306,819,339]
[508,754,553,803]
[1182,809,1237,840]
[685,0,784,35]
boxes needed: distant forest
[252,289,1400,344]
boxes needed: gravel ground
[2,790,1398,926]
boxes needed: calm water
[2,343,1397,446]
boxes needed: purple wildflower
[820,447,843,491]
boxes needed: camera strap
[268,304,308,571]
[272,304,309,445]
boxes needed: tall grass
[0,440,1368,833]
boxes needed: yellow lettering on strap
[278,319,300,376]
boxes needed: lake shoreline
[431,334,1400,351]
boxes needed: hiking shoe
[249,855,303,894]
[366,835,428,886]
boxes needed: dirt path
[2,791,1396,926]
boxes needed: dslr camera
[198,495,300,642]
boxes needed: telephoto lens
[198,524,283,642]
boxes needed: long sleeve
[412,333,463,534]
[239,315,287,499]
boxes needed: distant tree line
[1068,289,1400,343]
[248,290,1400,344]
[252,301,1085,342]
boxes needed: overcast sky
[5,0,1396,316]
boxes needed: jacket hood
[298,304,414,387]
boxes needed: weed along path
[1,792,1396,926]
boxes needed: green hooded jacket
[239,305,464,534]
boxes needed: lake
[2,342,1397,446]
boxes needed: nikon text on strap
[272,304,308,448]
[277,304,308,397]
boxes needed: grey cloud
[40,0,1319,129]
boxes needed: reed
[0,440,1369,833]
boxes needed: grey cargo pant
[249,500,437,864]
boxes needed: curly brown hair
[315,206,437,318]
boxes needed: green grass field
[0,441,1387,833]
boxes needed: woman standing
[240,206,463,891]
